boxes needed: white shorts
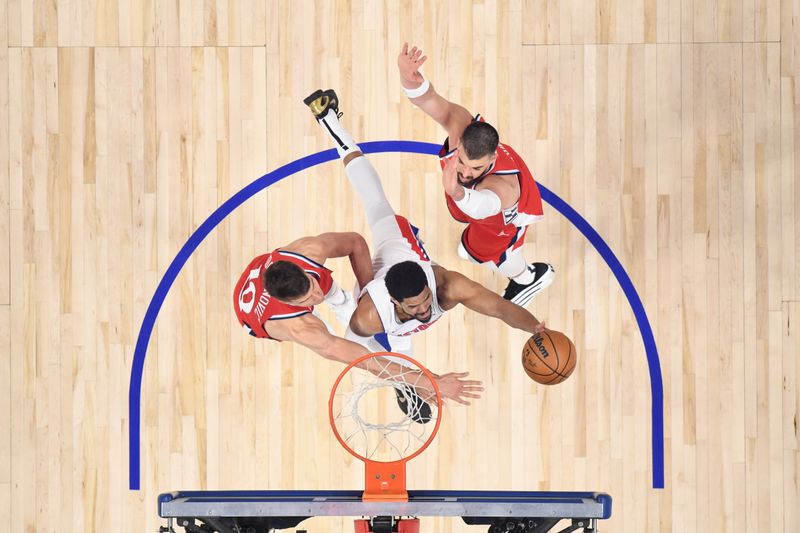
[370,214,433,277]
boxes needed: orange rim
[328,351,443,464]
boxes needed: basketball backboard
[158,489,612,533]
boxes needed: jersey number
[238,267,262,314]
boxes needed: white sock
[494,248,534,283]
[318,108,360,158]
[511,264,536,285]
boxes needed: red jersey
[438,116,544,236]
[233,250,333,340]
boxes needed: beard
[457,172,481,188]
[414,309,433,323]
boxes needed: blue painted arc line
[128,140,665,490]
[536,187,665,489]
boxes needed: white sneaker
[327,289,356,327]
[502,262,555,307]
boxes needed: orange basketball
[522,329,577,385]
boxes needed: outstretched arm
[284,232,373,290]
[265,313,483,404]
[440,270,546,335]
[263,312,370,364]
[397,43,473,146]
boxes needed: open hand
[434,371,484,405]
[442,148,464,199]
[398,42,428,89]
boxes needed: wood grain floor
[1,1,798,532]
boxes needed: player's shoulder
[432,266,471,307]
[492,143,524,171]
[475,171,519,206]
[436,265,471,286]
[263,311,322,341]
[350,292,383,336]
[276,238,328,267]
[477,171,517,190]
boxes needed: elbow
[354,234,370,254]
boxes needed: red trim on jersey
[437,115,543,263]
[233,250,333,340]
[395,216,430,262]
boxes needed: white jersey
[363,261,445,337]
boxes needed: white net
[330,354,441,463]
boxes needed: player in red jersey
[233,233,370,341]
[397,43,555,307]
[233,233,481,404]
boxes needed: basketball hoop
[328,352,443,502]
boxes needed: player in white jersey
[304,89,548,416]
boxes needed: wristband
[403,77,430,99]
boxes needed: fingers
[444,152,458,172]
[403,44,426,64]
[439,372,484,386]
[435,370,485,406]
[448,392,482,405]
[441,389,483,405]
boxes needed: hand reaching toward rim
[434,371,484,405]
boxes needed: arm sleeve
[453,187,503,219]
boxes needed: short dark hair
[385,261,428,302]
[461,121,499,159]
[264,261,310,301]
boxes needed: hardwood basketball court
[1,1,798,532]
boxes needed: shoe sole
[303,89,338,119]
[510,265,556,306]
[303,89,325,106]
[394,386,432,424]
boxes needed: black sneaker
[394,385,433,424]
[303,89,341,121]
[502,262,555,307]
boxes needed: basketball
[522,330,577,385]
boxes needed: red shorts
[460,223,528,265]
